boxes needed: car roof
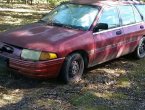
[69,0,145,7]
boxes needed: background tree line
[1,0,68,6]
[0,0,144,7]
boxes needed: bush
[48,0,68,8]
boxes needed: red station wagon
[0,0,145,83]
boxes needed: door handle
[140,25,144,29]
[116,30,122,35]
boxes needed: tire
[134,37,145,59]
[59,53,85,84]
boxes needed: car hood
[0,23,83,52]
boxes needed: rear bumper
[0,53,65,78]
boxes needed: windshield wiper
[47,21,85,30]
[53,23,76,30]
[38,20,46,23]
[52,22,64,27]
[47,21,69,28]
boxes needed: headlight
[21,49,57,61]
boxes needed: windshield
[41,3,99,30]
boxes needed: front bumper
[0,53,65,78]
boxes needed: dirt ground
[0,3,145,110]
[0,57,145,110]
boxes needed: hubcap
[69,60,80,78]
[139,40,145,56]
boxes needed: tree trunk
[25,0,33,5]
[7,0,13,4]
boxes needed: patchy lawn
[0,4,145,110]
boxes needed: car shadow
[0,54,137,89]
[0,54,144,110]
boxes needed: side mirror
[93,23,108,32]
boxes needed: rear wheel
[59,53,84,84]
[134,37,145,59]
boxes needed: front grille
[0,42,22,57]
[0,45,14,53]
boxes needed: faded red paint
[0,1,145,78]
[9,58,64,78]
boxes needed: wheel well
[67,50,89,68]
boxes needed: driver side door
[92,6,124,65]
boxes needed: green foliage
[48,0,68,7]
[2,0,69,7]
[70,92,111,110]
[71,92,96,106]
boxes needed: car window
[98,6,120,29]
[132,6,142,23]
[118,5,135,25]
[135,5,145,21]
[41,3,99,31]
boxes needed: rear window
[135,5,145,21]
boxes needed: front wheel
[59,53,84,84]
[134,37,145,59]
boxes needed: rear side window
[135,5,145,21]
[118,5,135,25]
[98,6,120,29]
[132,6,142,23]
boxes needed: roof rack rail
[118,0,141,1]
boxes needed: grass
[0,3,145,110]
[0,11,42,32]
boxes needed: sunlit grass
[70,91,129,110]
[0,11,42,32]
[96,68,126,77]
[116,77,131,88]
[35,99,64,109]
[0,2,49,10]
[0,89,23,107]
